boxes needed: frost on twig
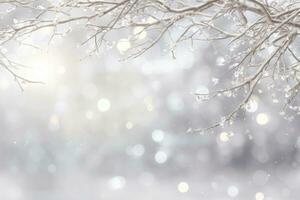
[0,0,300,129]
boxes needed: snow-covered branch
[1,0,300,129]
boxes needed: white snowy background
[0,1,300,200]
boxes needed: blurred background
[1,1,300,200]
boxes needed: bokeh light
[177,182,189,193]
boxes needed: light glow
[177,182,189,193]
[256,113,269,125]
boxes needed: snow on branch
[1,0,300,129]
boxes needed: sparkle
[219,132,230,142]
[227,185,239,197]
[97,98,111,112]
[216,56,226,66]
[256,113,269,125]
[177,182,189,193]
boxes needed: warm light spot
[24,52,65,84]
[117,38,131,53]
[219,132,230,142]
[255,192,265,200]
[97,98,111,112]
[177,182,189,193]
[256,113,269,125]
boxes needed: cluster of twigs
[0,0,300,130]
